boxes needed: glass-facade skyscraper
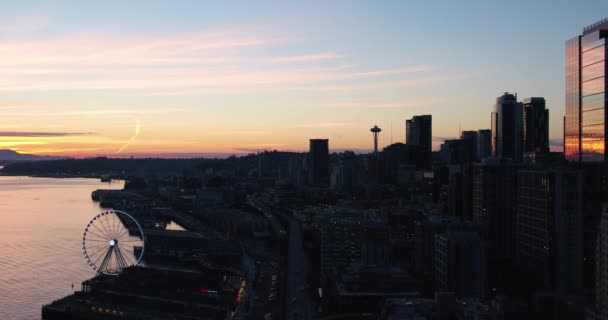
[565,18,608,162]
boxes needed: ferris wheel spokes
[82,210,145,275]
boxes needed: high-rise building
[491,93,524,161]
[317,210,363,273]
[362,221,390,266]
[434,231,485,298]
[472,159,519,292]
[472,159,518,259]
[516,167,583,295]
[523,97,550,153]
[477,129,492,160]
[406,115,432,168]
[309,139,329,186]
[414,215,461,292]
[565,18,608,162]
[596,205,608,320]
[330,151,361,193]
[440,137,476,165]
[288,155,307,186]
[461,130,478,161]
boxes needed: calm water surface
[0,176,124,320]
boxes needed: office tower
[361,221,390,265]
[472,160,518,258]
[477,129,492,160]
[516,168,583,295]
[406,115,432,168]
[596,205,608,320]
[319,212,361,273]
[461,130,478,161]
[523,97,550,153]
[439,139,474,164]
[383,143,428,178]
[371,125,382,154]
[553,168,584,297]
[330,151,361,193]
[472,159,519,292]
[288,155,307,186]
[565,18,608,162]
[491,93,524,161]
[257,150,291,178]
[414,215,459,294]
[434,231,485,298]
[309,139,329,186]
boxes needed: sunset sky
[2,0,608,157]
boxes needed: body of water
[0,176,124,320]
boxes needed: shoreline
[0,173,125,183]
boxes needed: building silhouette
[361,221,390,266]
[434,231,485,298]
[460,130,478,162]
[477,129,492,160]
[491,93,524,161]
[516,167,583,296]
[472,159,519,292]
[406,115,432,168]
[565,18,608,162]
[596,205,608,319]
[523,97,549,154]
[288,155,307,186]
[309,139,329,186]
[330,151,361,193]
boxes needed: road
[285,216,312,320]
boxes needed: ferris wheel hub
[109,239,116,246]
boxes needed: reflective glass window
[582,45,605,67]
[583,108,605,126]
[565,37,581,161]
[583,77,605,96]
[582,93,606,111]
[582,61,605,82]
[581,123,605,162]
[582,31,604,52]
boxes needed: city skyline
[2,1,608,157]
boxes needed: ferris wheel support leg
[98,246,114,274]
[114,245,129,271]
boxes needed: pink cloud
[0,29,458,97]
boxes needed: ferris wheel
[82,210,145,275]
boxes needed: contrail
[116,120,141,154]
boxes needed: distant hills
[0,149,65,165]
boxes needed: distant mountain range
[0,149,65,164]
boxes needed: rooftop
[583,17,608,34]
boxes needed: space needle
[370,125,381,154]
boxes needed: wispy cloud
[315,97,445,109]
[0,27,446,96]
[0,132,93,137]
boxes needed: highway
[284,216,312,320]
